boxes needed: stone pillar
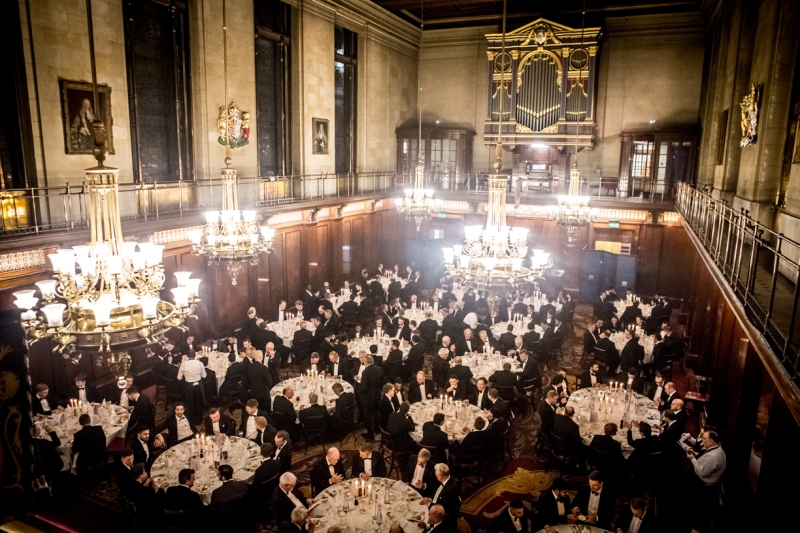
[618,134,632,198]
[559,48,569,121]
[586,46,598,120]
[486,51,495,121]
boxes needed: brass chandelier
[397,0,440,231]
[441,0,551,290]
[13,0,197,357]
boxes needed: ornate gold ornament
[740,84,761,147]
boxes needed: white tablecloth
[490,321,543,338]
[408,400,486,444]
[150,436,261,505]
[204,351,230,390]
[609,332,656,365]
[310,477,429,532]
[399,308,443,326]
[461,353,520,381]
[566,388,661,458]
[328,294,362,314]
[266,320,317,348]
[380,278,407,292]
[34,403,129,471]
[614,300,652,318]
[271,377,354,414]
[537,525,612,533]
[348,338,411,359]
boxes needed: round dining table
[266,320,317,348]
[408,399,487,444]
[490,320,543,339]
[149,436,262,505]
[34,402,129,471]
[271,376,354,414]
[537,525,612,533]
[609,331,656,365]
[614,300,653,318]
[309,477,429,533]
[460,353,520,382]
[348,337,411,359]
[566,387,661,459]
[203,350,230,390]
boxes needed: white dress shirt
[283,487,303,508]
[587,488,602,515]
[278,309,285,321]
[464,339,472,351]
[395,390,403,404]
[432,476,448,504]
[433,302,439,312]
[177,359,207,383]
[138,438,150,461]
[475,389,486,407]
[627,512,644,533]
[652,385,663,403]
[357,364,365,380]
[212,421,220,435]
[590,372,598,385]
[508,508,522,531]
[412,464,426,487]
[175,416,193,440]
[327,459,336,476]
[331,362,339,376]
[554,491,565,516]
[77,387,88,403]
[245,414,258,439]
[363,456,372,476]
[273,445,284,460]
[119,388,129,408]
[38,396,50,412]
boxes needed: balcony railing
[0,172,397,237]
[676,182,800,391]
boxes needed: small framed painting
[312,117,329,155]
[60,80,114,155]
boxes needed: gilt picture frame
[312,117,329,155]
[60,80,115,155]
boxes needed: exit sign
[608,220,620,228]
[437,212,447,218]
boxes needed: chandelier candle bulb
[41,304,66,327]
[174,271,192,287]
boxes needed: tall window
[334,26,357,174]
[716,109,728,165]
[123,0,192,183]
[255,0,291,177]
[631,141,654,179]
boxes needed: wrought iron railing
[676,182,800,390]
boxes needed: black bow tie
[592,491,600,496]
[178,417,185,421]
[78,388,85,390]
[590,372,596,376]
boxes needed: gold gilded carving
[510,50,520,60]
[740,84,761,147]
[148,226,205,245]
[486,51,496,61]
[588,46,598,57]
[515,123,534,133]
[561,48,570,58]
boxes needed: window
[716,109,728,165]
[630,141,654,179]
[255,0,291,177]
[124,0,192,183]
[334,26,357,174]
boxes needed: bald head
[671,398,684,411]
[428,505,445,524]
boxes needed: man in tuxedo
[588,422,625,472]
[432,349,451,390]
[516,350,540,394]
[579,362,605,389]
[240,398,270,441]
[331,382,355,429]
[72,414,106,471]
[485,389,509,420]
[250,442,281,488]
[596,330,620,373]
[568,470,615,529]
[209,464,248,509]
[450,357,473,389]
[671,398,689,432]
[552,407,586,459]
[271,300,289,323]
[117,374,134,408]
[270,472,310,526]
[203,407,236,436]
[221,334,241,363]
[623,368,646,394]
[420,413,450,461]
[253,416,277,446]
[418,312,440,345]
[273,431,294,473]
[456,417,488,458]
[310,447,345,496]
[126,464,168,528]
[326,351,351,382]
[420,464,461,520]
[537,390,559,432]
[68,373,100,404]
[247,351,273,412]
[660,382,680,412]
[126,386,155,435]
[619,330,645,375]
[360,355,387,439]
[114,447,136,499]
[163,469,205,523]
[131,428,163,473]
[477,329,498,354]
[489,362,517,389]
[619,301,643,326]
[379,383,397,430]
[455,328,479,356]
[657,409,683,446]
[614,498,658,533]
[166,403,195,447]
[351,441,387,480]
[627,421,661,470]
[488,498,538,533]
[407,448,436,497]
[537,478,571,526]
[32,383,53,417]
[469,377,492,410]
[279,507,311,533]
[387,402,417,453]
[299,392,329,431]
[384,340,404,382]
[522,323,540,352]
[409,371,436,404]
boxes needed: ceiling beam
[377,0,499,9]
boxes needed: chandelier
[13,168,198,356]
[397,0,439,231]
[187,162,275,285]
[546,166,597,234]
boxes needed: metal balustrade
[676,182,800,391]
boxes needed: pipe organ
[484,19,601,151]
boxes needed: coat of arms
[217,100,250,149]
[740,84,761,147]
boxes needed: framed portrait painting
[312,117,329,155]
[60,80,114,155]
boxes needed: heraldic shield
[218,100,250,149]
